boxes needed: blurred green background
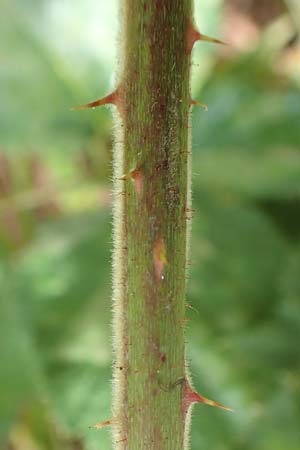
[1,0,300,449]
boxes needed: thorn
[185,303,199,314]
[183,206,196,220]
[71,90,118,111]
[199,34,226,46]
[116,438,127,444]
[190,99,208,111]
[180,317,190,327]
[187,19,226,53]
[153,238,168,281]
[183,380,233,414]
[198,395,234,412]
[185,207,196,213]
[89,418,113,430]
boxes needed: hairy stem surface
[112,1,193,449]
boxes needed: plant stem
[112,1,193,448]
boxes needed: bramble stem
[112,1,193,449]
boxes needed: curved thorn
[191,99,208,111]
[71,91,117,111]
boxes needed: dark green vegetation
[1,1,300,450]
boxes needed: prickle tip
[199,34,227,45]
[89,419,113,430]
[70,92,117,111]
[200,395,234,412]
[191,99,208,111]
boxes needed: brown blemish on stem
[119,168,144,196]
[153,237,168,281]
[130,168,144,197]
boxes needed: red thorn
[90,418,113,430]
[187,19,226,53]
[190,99,208,111]
[183,381,233,415]
[153,238,168,282]
[71,90,118,111]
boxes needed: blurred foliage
[1,0,300,450]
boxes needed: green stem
[112,1,193,448]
